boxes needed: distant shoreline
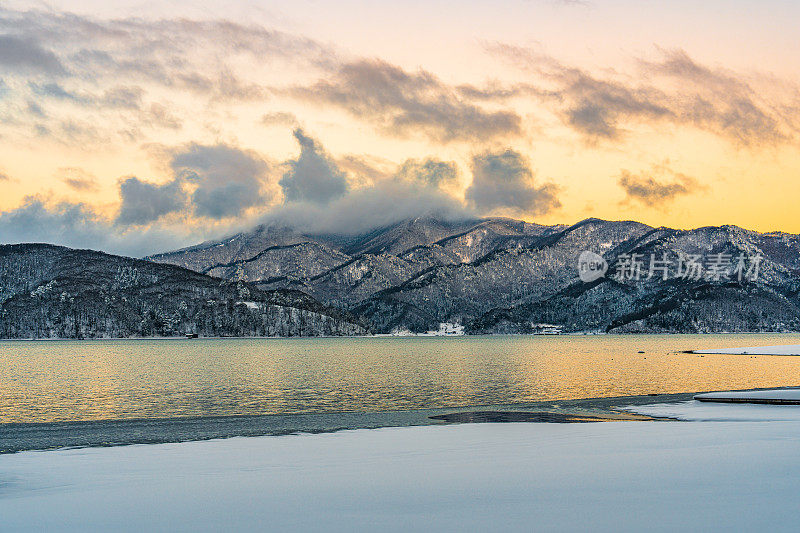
[2,331,800,342]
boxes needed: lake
[3,334,800,424]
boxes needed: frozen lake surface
[3,401,800,532]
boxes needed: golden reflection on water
[2,334,800,423]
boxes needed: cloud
[0,198,110,248]
[279,129,349,204]
[29,81,147,110]
[146,103,182,130]
[466,149,561,216]
[336,154,395,186]
[1,127,478,253]
[618,164,702,207]
[0,7,334,144]
[290,59,522,143]
[0,8,331,92]
[170,143,273,219]
[486,44,672,142]
[266,180,473,236]
[486,43,797,147]
[100,85,144,109]
[57,167,99,192]
[29,82,79,101]
[261,111,298,127]
[641,49,790,147]
[0,35,65,75]
[0,196,204,257]
[116,176,186,225]
[0,170,10,181]
[396,158,459,189]
[26,99,46,118]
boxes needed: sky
[0,0,799,256]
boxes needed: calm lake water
[2,334,800,424]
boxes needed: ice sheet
[3,419,800,532]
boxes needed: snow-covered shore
[3,404,800,532]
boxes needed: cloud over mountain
[395,158,459,189]
[279,129,349,204]
[466,149,561,216]
[171,143,273,219]
[116,176,186,225]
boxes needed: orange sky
[1,1,799,255]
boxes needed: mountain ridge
[0,243,367,339]
[147,216,800,334]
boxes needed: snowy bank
[693,344,800,355]
[624,398,800,421]
[3,415,800,532]
[694,388,800,405]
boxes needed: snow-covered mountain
[0,244,367,339]
[149,217,800,334]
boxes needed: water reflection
[2,334,800,423]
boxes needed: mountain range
[3,215,798,339]
[0,244,366,339]
[147,216,800,335]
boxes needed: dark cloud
[57,167,99,192]
[290,59,522,143]
[0,170,10,181]
[171,144,273,219]
[29,82,144,109]
[466,149,561,216]
[0,198,109,248]
[642,49,790,147]
[396,158,459,188]
[29,82,79,101]
[0,35,65,75]
[487,43,797,147]
[486,44,672,142]
[261,111,298,127]
[116,176,186,225]
[643,48,744,90]
[618,166,701,207]
[279,129,349,204]
[560,77,672,141]
[26,99,46,118]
